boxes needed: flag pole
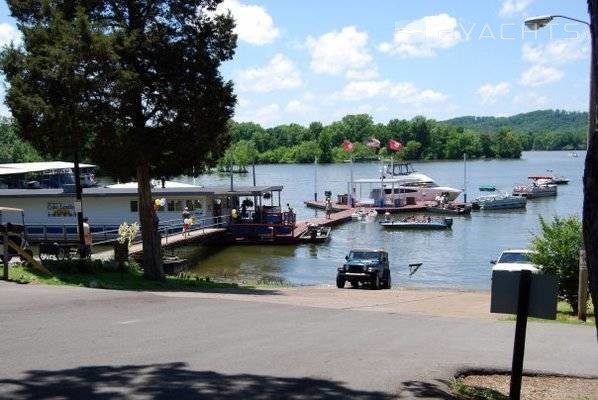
[350,156,354,208]
[314,156,318,202]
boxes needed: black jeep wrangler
[336,249,391,289]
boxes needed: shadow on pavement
[0,362,394,399]
[399,380,455,399]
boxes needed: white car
[491,249,540,273]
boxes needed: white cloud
[340,80,391,100]
[338,80,447,106]
[306,26,373,75]
[378,14,461,57]
[237,54,302,92]
[519,64,564,87]
[499,0,534,17]
[522,37,589,65]
[215,0,279,46]
[235,103,281,126]
[478,82,511,105]
[0,23,21,47]
[513,91,548,107]
[345,67,378,81]
[285,99,314,114]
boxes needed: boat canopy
[0,161,96,176]
[528,176,552,180]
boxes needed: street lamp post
[525,6,598,339]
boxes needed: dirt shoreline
[153,285,498,320]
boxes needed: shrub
[530,216,583,313]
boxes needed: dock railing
[24,215,230,247]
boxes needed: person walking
[325,199,333,219]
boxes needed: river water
[172,151,584,289]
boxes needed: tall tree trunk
[136,160,164,280]
[584,0,598,339]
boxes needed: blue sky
[0,0,591,127]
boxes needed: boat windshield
[498,252,532,264]
[349,251,380,261]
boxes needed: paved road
[0,282,596,399]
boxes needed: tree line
[220,114,526,169]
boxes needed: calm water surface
[172,151,584,289]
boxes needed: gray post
[579,248,588,321]
[509,269,531,400]
[2,230,8,280]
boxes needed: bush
[43,259,115,274]
[530,216,583,313]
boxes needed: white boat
[351,208,377,221]
[512,177,557,198]
[474,193,527,210]
[350,163,462,207]
[382,163,462,202]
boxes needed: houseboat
[512,177,557,199]
[0,181,286,243]
[0,161,97,189]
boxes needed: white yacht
[381,163,462,202]
[350,162,462,207]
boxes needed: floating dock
[303,200,427,214]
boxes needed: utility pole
[73,151,85,258]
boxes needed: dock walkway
[92,227,226,261]
[304,200,428,214]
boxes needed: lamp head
[524,15,554,30]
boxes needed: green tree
[294,141,322,163]
[0,118,41,162]
[398,140,422,160]
[317,129,333,163]
[492,128,522,158]
[232,140,257,170]
[3,1,237,280]
[530,216,583,313]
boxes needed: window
[130,201,138,212]
[185,199,203,211]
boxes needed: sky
[0,0,592,127]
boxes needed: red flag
[366,138,381,149]
[388,139,403,152]
[342,139,354,152]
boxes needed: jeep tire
[336,276,346,288]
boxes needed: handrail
[24,215,230,247]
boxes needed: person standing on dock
[182,207,191,237]
[82,217,92,258]
[325,199,332,219]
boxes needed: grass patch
[502,300,595,325]
[7,261,256,291]
[450,378,507,400]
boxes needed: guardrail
[24,214,230,247]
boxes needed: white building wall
[0,195,213,227]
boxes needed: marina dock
[303,200,428,214]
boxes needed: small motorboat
[473,193,527,210]
[351,208,377,221]
[426,203,471,215]
[479,184,496,192]
[380,217,453,230]
[569,152,579,158]
[551,176,569,185]
[298,224,331,244]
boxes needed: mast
[463,153,468,203]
